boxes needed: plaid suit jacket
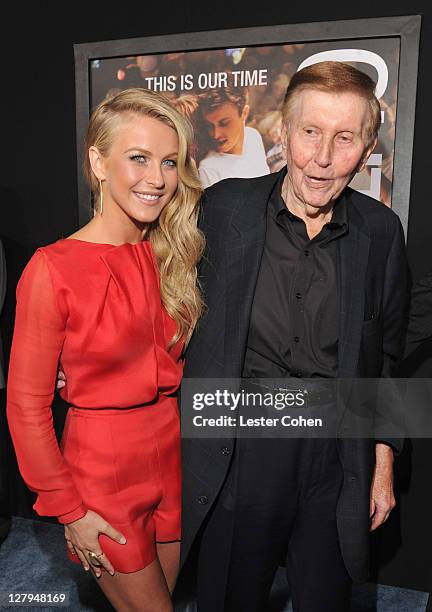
[180,169,408,581]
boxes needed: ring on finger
[88,551,104,567]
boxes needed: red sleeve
[6,249,87,524]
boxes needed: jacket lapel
[338,206,370,378]
[223,172,281,376]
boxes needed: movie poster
[90,38,399,206]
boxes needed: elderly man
[180,62,407,612]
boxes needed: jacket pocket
[362,314,381,337]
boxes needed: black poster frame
[74,15,421,235]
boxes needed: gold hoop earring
[98,179,103,216]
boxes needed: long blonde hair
[84,88,205,346]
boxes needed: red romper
[7,239,183,573]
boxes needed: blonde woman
[7,89,204,611]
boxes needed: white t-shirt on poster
[198,127,270,188]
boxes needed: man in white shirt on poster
[197,85,269,188]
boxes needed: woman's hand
[64,510,126,577]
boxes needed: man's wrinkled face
[283,89,376,211]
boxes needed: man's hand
[369,442,396,531]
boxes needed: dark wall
[1,0,431,592]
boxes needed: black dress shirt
[243,168,348,379]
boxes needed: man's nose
[214,125,224,141]
[207,123,217,140]
[314,138,332,167]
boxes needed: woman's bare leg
[156,541,181,593]
[96,557,173,612]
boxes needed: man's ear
[357,136,378,173]
[88,146,106,181]
[280,124,288,149]
[241,104,250,123]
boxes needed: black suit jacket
[181,169,408,581]
[402,271,432,364]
